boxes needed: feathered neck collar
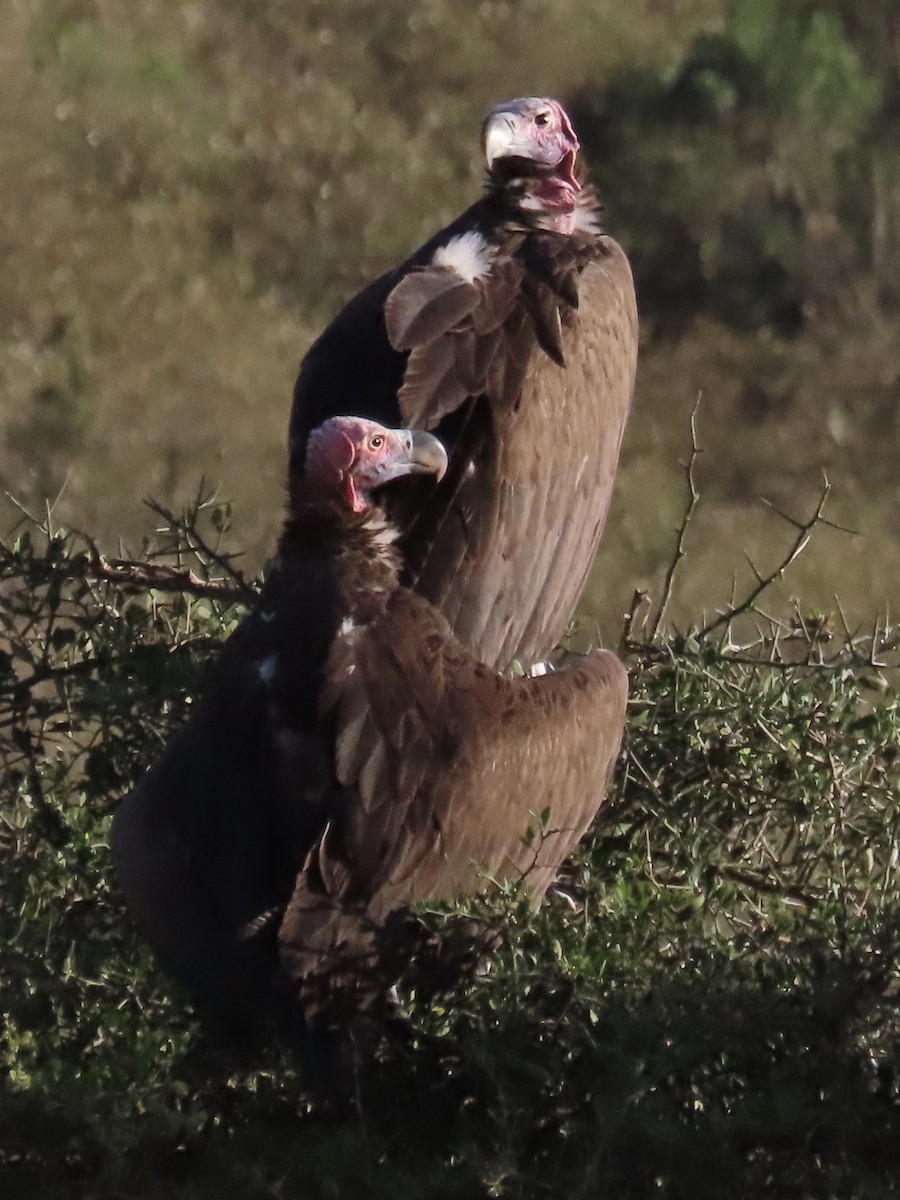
[483,171,603,237]
[281,488,403,572]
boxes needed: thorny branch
[87,551,252,603]
[621,403,897,672]
[0,497,258,805]
[697,474,837,640]
[621,588,652,649]
[651,393,702,640]
[143,493,252,595]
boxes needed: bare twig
[697,474,834,641]
[87,551,253,603]
[1,636,223,704]
[715,863,816,909]
[621,589,651,650]
[650,394,703,640]
[143,496,249,591]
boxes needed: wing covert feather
[284,586,627,920]
[278,587,627,1019]
[384,270,478,350]
[387,235,637,671]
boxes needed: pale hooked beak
[484,112,521,169]
[402,429,448,481]
[369,428,449,490]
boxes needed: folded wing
[277,587,628,1025]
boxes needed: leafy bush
[572,0,897,335]
[2,506,900,1198]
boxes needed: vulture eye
[369,434,385,450]
[535,110,551,127]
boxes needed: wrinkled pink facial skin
[482,97,582,230]
[305,417,447,513]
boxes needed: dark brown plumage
[111,420,450,1030]
[279,588,626,1026]
[289,97,638,672]
[112,418,627,1038]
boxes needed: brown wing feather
[388,257,524,430]
[385,234,637,671]
[426,240,638,669]
[394,338,471,428]
[519,276,566,365]
[384,270,479,349]
[277,588,628,1022]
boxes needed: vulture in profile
[112,417,627,1036]
[290,97,638,673]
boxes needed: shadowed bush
[571,0,894,337]
[2,504,900,1198]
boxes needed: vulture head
[305,417,448,515]
[482,97,582,229]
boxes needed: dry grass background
[5,8,900,1193]
[2,0,899,639]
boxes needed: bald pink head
[482,97,581,221]
[305,417,448,514]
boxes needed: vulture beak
[359,428,447,506]
[400,429,449,482]
[483,110,521,169]
[362,427,449,496]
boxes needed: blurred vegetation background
[5,4,900,1193]
[3,517,900,1198]
[2,0,899,631]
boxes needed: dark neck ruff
[483,168,603,236]
[280,490,403,623]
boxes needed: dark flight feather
[279,585,627,1027]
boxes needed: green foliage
[573,0,892,336]
[2,519,900,1197]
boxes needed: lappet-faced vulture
[112,418,627,1034]
[289,97,638,673]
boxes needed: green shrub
[2,510,900,1197]
[573,0,893,335]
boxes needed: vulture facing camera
[290,96,639,673]
[112,417,628,1034]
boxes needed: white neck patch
[361,511,401,545]
[433,231,495,284]
[572,197,602,235]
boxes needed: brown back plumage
[289,119,638,672]
[383,223,637,667]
